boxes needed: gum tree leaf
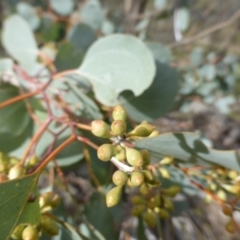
[135,132,240,170]
[50,0,74,16]
[0,172,40,240]
[174,8,190,32]
[16,2,40,31]
[67,23,97,50]
[79,0,105,30]
[79,34,156,106]
[2,14,38,71]
[119,62,178,122]
[0,85,32,144]
[145,42,172,64]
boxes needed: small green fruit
[112,105,127,121]
[11,224,26,239]
[22,225,39,240]
[140,121,155,134]
[140,150,150,166]
[147,176,161,187]
[225,218,235,234]
[143,209,156,228]
[140,183,150,196]
[0,162,8,173]
[142,170,154,182]
[155,208,170,219]
[97,144,115,161]
[112,170,128,186]
[131,195,146,205]
[91,120,111,138]
[159,167,170,179]
[114,145,126,162]
[164,185,181,198]
[126,148,144,167]
[106,186,122,207]
[8,164,26,180]
[126,126,150,137]
[0,152,9,163]
[163,197,174,212]
[39,192,60,212]
[27,156,39,168]
[160,157,173,165]
[41,215,59,236]
[148,130,159,137]
[131,204,146,216]
[222,204,233,216]
[130,172,145,186]
[150,194,161,207]
[111,120,126,135]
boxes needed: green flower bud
[22,225,39,240]
[8,164,26,180]
[131,195,146,205]
[140,183,150,196]
[111,120,126,135]
[106,186,122,207]
[0,173,8,183]
[159,167,170,179]
[150,194,161,207]
[130,172,145,187]
[222,204,233,216]
[140,150,150,166]
[41,215,59,236]
[217,189,227,201]
[27,156,39,168]
[126,148,144,167]
[39,192,60,212]
[228,170,238,180]
[112,105,127,121]
[11,224,26,239]
[114,145,126,162]
[163,197,174,212]
[142,170,154,182]
[148,130,159,137]
[9,156,20,166]
[91,120,111,138]
[155,208,170,219]
[147,176,161,187]
[131,204,146,216]
[160,156,173,165]
[225,218,235,234]
[126,126,150,137]
[164,185,181,198]
[140,121,155,134]
[0,162,8,173]
[112,170,128,186]
[143,209,156,228]
[97,144,115,162]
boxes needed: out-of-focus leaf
[198,64,216,81]
[101,20,115,35]
[67,24,97,50]
[55,43,85,71]
[79,34,156,106]
[120,62,178,122]
[42,18,63,42]
[174,7,190,32]
[214,95,236,114]
[189,47,204,67]
[0,85,33,151]
[83,192,121,240]
[146,42,172,64]
[135,132,240,171]
[0,172,40,239]
[79,0,105,30]
[2,14,38,70]
[16,2,40,31]
[154,0,167,10]
[50,0,74,16]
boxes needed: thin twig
[168,9,240,48]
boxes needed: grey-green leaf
[50,0,74,16]
[2,14,38,70]
[79,34,156,106]
[119,62,178,122]
[135,132,240,170]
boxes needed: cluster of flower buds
[131,184,181,228]
[11,192,60,239]
[91,105,161,207]
[0,153,39,183]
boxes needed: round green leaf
[67,23,97,50]
[2,14,38,70]
[50,0,74,16]
[119,62,178,122]
[79,34,156,106]
[16,2,40,31]
[79,0,105,30]
[174,8,190,32]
